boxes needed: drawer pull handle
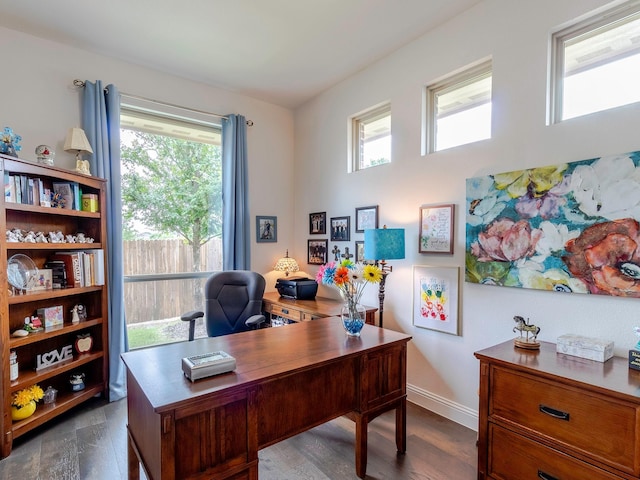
[537,470,559,480]
[282,308,289,314]
[539,404,570,421]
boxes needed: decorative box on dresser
[0,154,108,458]
[475,340,640,480]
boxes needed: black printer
[275,276,318,300]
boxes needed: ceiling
[0,0,480,109]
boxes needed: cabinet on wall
[0,154,108,458]
[475,340,640,480]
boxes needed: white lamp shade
[64,128,93,154]
[274,250,299,276]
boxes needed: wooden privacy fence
[123,238,222,324]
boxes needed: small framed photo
[256,216,277,243]
[355,205,378,233]
[419,204,455,254]
[355,241,365,263]
[330,216,350,241]
[308,239,328,265]
[309,211,326,235]
[413,265,460,335]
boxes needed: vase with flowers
[316,260,382,336]
[11,384,44,421]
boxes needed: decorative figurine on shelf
[0,127,22,158]
[513,315,541,350]
[35,145,55,166]
[69,373,85,392]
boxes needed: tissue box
[556,334,614,362]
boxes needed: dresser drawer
[265,304,301,322]
[489,424,623,480]
[490,366,640,475]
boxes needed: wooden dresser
[262,291,377,325]
[475,340,640,480]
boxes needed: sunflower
[363,264,383,283]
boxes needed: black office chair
[180,270,266,341]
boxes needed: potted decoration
[316,260,382,336]
[11,384,44,421]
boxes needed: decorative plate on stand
[7,254,38,294]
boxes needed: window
[120,102,223,348]
[425,61,492,153]
[551,1,640,122]
[351,103,391,171]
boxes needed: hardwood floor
[0,398,477,480]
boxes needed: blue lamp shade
[364,228,405,261]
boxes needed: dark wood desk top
[122,317,410,413]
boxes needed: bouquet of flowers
[0,127,22,157]
[12,384,44,408]
[316,260,382,333]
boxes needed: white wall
[293,0,640,429]
[0,26,295,278]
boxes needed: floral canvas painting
[465,151,640,298]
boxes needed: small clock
[75,333,93,354]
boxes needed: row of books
[45,250,105,288]
[4,173,85,210]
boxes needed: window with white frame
[425,60,492,153]
[351,103,391,171]
[550,1,640,123]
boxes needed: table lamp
[274,250,299,277]
[364,226,405,328]
[64,127,93,174]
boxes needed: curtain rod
[73,79,254,126]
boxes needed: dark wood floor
[0,397,477,480]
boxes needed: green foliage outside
[120,131,223,272]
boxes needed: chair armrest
[181,310,204,341]
[181,310,204,322]
[245,314,266,328]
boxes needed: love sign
[36,345,73,371]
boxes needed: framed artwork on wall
[355,205,378,233]
[256,216,277,243]
[413,265,460,335]
[330,216,350,241]
[419,203,454,254]
[308,239,328,265]
[355,241,365,263]
[309,211,326,235]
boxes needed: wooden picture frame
[309,211,326,235]
[412,265,460,335]
[355,205,378,233]
[307,239,328,265]
[355,241,365,263]
[256,216,277,243]
[419,204,454,254]
[330,216,350,241]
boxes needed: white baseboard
[407,383,478,432]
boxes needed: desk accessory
[182,351,236,381]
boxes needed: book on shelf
[49,250,105,288]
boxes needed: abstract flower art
[465,151,640,298]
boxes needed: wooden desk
[262,291,377,325]
[122,317,410,480]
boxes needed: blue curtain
[222,114,250,270]
[82,80,128,401]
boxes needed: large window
[425,60,492,153]
[120,102,223,348]
[351,103,391,171]
[550,1,640,123]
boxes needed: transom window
[550,1,640,123]
[425,60,492,153]
[351,103,391,171]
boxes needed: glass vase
[341,300,366,336]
